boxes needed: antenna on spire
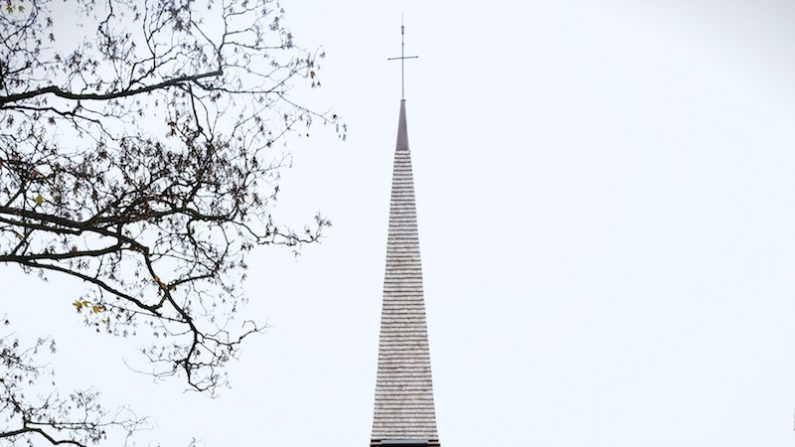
[387,16,419,99]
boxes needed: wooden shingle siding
[371,100,440,444]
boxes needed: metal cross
[387,18,419,99]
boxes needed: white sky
[5,0,795,446]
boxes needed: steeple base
[370,440,440,447]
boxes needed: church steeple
[370,97,440,447]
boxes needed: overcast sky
[6,0,795,446]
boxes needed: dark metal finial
[387,16,419,99]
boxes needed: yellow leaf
[35,193,43,206]
[72,300,84,311]
[91,305,103,314]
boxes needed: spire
[396,99,408,151]
[370,100,440,447]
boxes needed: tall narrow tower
[370,96,440,447]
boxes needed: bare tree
[1,318,149,446]
[0,0,343,444]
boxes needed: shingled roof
[370,100,440,447]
